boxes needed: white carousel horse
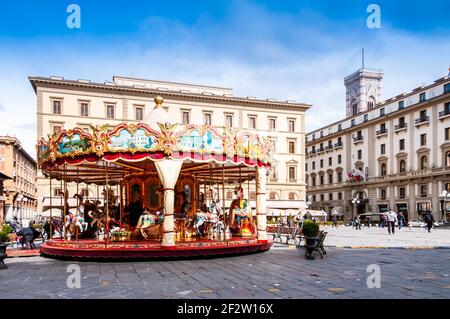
[135,211,165,239]
[193,188,224,237]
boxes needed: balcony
[415,116,430,126]
[334,142,343,149]
[376,128,388,137]
[439,109,450,120]
[394,123,407,132]
[353,136,363,144]
[309,149,316,155]
[317,147,325,154]
[325,145,334,151]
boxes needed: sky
[0,0,449,157]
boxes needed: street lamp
[351,197,361,221]
[438,190,449,224]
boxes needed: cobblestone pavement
[292,226,450,248]
[1,247,450,299]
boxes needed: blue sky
[0,0,449,155]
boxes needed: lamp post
[438,190,449,224]
[351,197,360,222]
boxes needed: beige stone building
[30,75,310,216]
[0,136,38,225]
[305,68,450,223]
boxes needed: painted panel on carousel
[178,129,224,153]
[109,128,157,152]
[38,143,50,162]
[58,134,90,155]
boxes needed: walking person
[355,214,361,230]
[386,210,398,235]
[424,211,435,233]
[397,212,405,231]
[332,214,338,228]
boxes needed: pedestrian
[367,216,371,228]
[397,212,405,230]
[386,210,398,235]
[332,215,338,228]
[379,214,386,228]
[424,211,435,233]
[354,214,361,230]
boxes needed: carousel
[38,96,272,259]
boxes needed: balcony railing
[325,145,333,151]
[394,123,407,130]
[439,109,450,117]
[353,136,363,143]
[334,142,343,148]
[318,147,325,153]
[310,150,316,154]
[376,128,388,135]
[415,116,429,125]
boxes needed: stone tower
[344,69,384,118]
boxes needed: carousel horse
[193,188,223,237]
[229,186,254,237]
[134,209,165,240]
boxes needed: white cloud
[0,1,449,157]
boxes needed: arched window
[352,103,358,116]
[420,155,428,170]
[288,192,296,200]
[380,163,387,176]
[367,97,376,110]
[269,192,276,200]
[399,160,406,173]
[446,151,450,167]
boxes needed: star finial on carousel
[154,95,164,108]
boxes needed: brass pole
[49,177,52,240]
[222,164,225,213]
[105,162,109,242]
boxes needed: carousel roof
[37,96,272,183]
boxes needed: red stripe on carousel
[161,188,175,192]
[256,192,266,195]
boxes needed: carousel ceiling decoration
[37,122,272,170]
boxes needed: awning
[301,210,328,217]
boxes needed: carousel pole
[119,180,124,225]
[222,164,225,213]
[105,162,110,242]
[49,177,53,240]
[63,165,67,240]
[256,166,267,242]
[192,174,197,214]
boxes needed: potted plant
[0,229,9,269]
[301,220,320,260]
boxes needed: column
[155,160,183,247]
[256,166,267,242]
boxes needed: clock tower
[344,68,384,118]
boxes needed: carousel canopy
[37,96,272,183]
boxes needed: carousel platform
[40,238,272,260]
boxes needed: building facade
[0,136,38,225]
[305,69,450,223]
[30,75,310,215]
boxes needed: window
[288,193,296,200]
[320,159,323,168]
[52,125,62,135]
[288,140,296,154]
[312,195,316,202]
[329,193,333,201]
[399,139,405,150]
[80,102,89,117]
[364,114,368,122]
[420,155,428,170]
[419,109,427,119]
[269,139,276,153]
[399,187,406,198]
[106,104,115,119]
[380,108,385,117]
[338,155,342,164]
[312,161,315,170]
[320,194,324,201]
[52,100,62,114]
[338,124,342,131]
[270,165,278,181]
[328,157,332,166]
[288,120,296,132]
[204,113,212,125]
[420,185,427,197]
[337,172,343,182]
[380,163,387,176]
[446,151,450,167]
[182,111,190,124]
[420,134,426,146]
[381,144,386,155]
[352,103,358,116]
[399,159,406,173]
[320,175,324,185]
[419,92,426,102]
[135,107,143,121]
[248,116,256,129]
[351,119,356,127]
[338,192,342,200]
[445,83,450,94]
[305,163,308,172]
[288,167,296,182]
[446,127,450,141]
[311,175,316,186]
[268,118,276,130]
[380,189,386,200]
[398,100,404,109]
[328,173,333,184]
[357,150,362,160]
[225,114,233,128]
